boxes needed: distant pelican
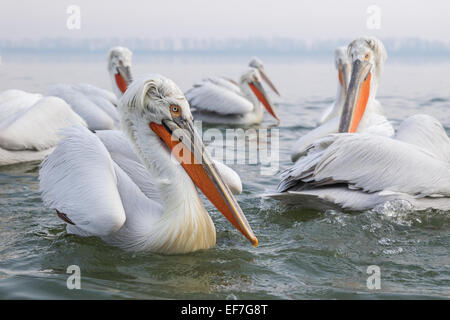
[48,47,133,130]
[0,94,86,166]
[0,47,132,166]
[39,74,258,253]
[185,58,280,126]
[317,47,351,125]
[270,38,450,211]
[290,38,394,162]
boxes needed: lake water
[0,53,449,299]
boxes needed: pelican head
[339,37,387,133]
[240,67,280,124]
[248,57,280,96]
[334,47,351,95]
[119,74,258,247]
[108,46,133,97]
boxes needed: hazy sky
[1,0,449,41]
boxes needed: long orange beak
[150,119,258,247]
[115,73,128,94]
[338,60,371,133]
[249,80,280,124]
[115,64,133,95]
[338,69,343,87]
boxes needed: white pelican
[39,74,257,253]
[0,47,131,166]
[273,115,450,211]
[317,47,351,125]
[270,39,450,211]
[290,37,394,162]
[0,58,87,166]
[0,95,87,166]
[47,47,133,130]
[185,60,280,126]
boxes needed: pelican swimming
[39,74,257,253]
[185,59,280,126]
[0,47,132,166]
[290,37,394,162]
[269,39,450,211]
[317,47,351,125]
[47,46,133,130]
[272,115,450,211]
[0,94,87,166]
[0,59,87,166]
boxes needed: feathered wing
[72,83,117,105]
[39,125,127,236]
[290,116,339,162]
[215,77,242,95]
[395,114,450,162]
[48,84,119,130]
[0,97,86,151]
[185,78,253,115]
[279,133,450,198]
[0,90,43,122]
[95,130,161,201]
[72,84,120,126]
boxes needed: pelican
[272,115,450,211]
[317,47,351,125]
[0,47,132,166]
[39,74,257,253]
[290,37,394,162]
[47,46,133,130]
[0,58,86,166]
[185,59,280,126]
[269,39,450,211]
[0,95,87,166]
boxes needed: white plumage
[0,95,86,166]
[291,38,394,162]
[47,46,133,131]
[275,37,450,211]
[47,83,119,130]
[187,77,254,116]
[0,47,133,166]
[0,90,42,122]
[273,114,450,211]
[186,59,280,125]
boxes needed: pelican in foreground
[290,37,394,162]
[185,60,280,126]
[317,47,351,125]
[39,74,257,253]
[270,39,450,211]
[47,46,133,130]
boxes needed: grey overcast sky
[0,0,449,41]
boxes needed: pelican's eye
[364,53,370,61]
[170,105,182,118]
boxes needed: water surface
[0,53,449,299]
